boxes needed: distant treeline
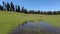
[0,1,60,15]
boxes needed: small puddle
[10,21,60,34]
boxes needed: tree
[52,11,57,15]
[6,2,10,11]
[29,10,34,14]
[47,11,52,15]
[24,9,28,14]
[16,5,18,12]
[0,5,3,10]
[37,10,40,14]
[57,11,60,14]
[10,2,15,11]
[40,11,44,14]
[0,5,2,10]
[21,6,24,13]
[3,1,6,11]
[43,11,47,15]
[17,5,20,12]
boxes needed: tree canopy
[0,1,60,15]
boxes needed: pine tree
[6,2,10,11]
[17,5,20,12]
[10,2,15,11]
[16,5,17,12]
[3,1,6,11]
[0,5,3,10]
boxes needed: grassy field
[0,10,60,34]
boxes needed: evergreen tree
[47,11,52,15]
[16,5,18,12]
[53,11,57,15]
[3,1,6,11]
[21,6,24,13]
[10,2,15,11]
[0,5,3,10]
[37,10,40,14]
[17,5,20,12]
[6,2,10,11]
[24,9,28,14]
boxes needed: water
[10,21,60,34]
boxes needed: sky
[0,0,60,11]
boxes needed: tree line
[0,1,60,15]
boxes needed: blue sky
[0,0,60,11]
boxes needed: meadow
[0,10,60,34]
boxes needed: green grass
[0,10,60,34]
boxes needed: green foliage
[6,2,10,11]
[10,2,15,11]
[0,1,60,15]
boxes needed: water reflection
[10,21,60,34]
